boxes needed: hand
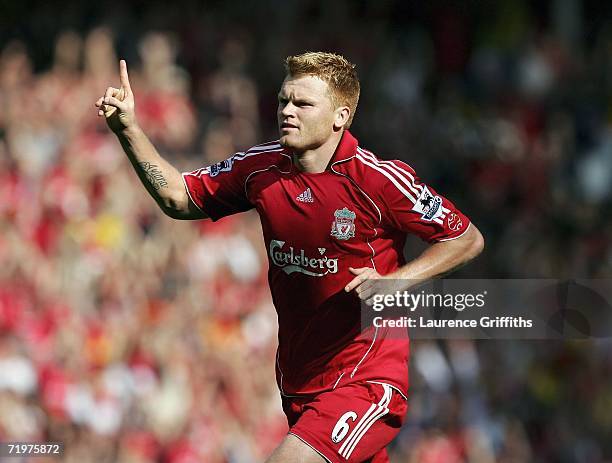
[344,267,386,302]
[95,60,137,133]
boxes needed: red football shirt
[183,131,470,397]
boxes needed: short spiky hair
[284,51,360,128]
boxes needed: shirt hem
[435,221,472,242]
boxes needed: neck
[293,131,343,173]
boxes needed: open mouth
[281,122,298,130]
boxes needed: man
[96,52,484,463]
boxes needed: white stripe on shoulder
[250,140,281,149]
[183,147,284,179]
[355,153,417,204]
[359,147,422,189]
[357,148,422,197]
[246,142,282,153]
[233,147,283,161]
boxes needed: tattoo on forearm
[139,162,169,190]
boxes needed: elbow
[467,225,485,260]
[160,190,208,220]
[159,190,190,219]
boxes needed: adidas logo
[296,187,314,203]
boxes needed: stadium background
[1,0,612,461]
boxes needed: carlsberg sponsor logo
[269,240,338,277]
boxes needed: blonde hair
[284,51,360,128]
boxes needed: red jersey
[182,131,470,397]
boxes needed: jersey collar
[281,130,358,172]
[329,130,358,166]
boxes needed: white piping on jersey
[357,147,422,198]
[354,153,418,204]
[330,157,382,224]
[332,372,345,390]
[330,159,379,268]
[354,152,445,227]
[437,221,471,242]
[331,156,383,380]
[183,146,286,212]
[276,349,292,397]
[187,166,209,177]
[238,143,282,154]
[277,349,317,398]
[358,147,425,194]
[233,146,283,161]
[356,148,449,225]
[359,148,452,221]
[366,236,377,271]
[243,154,292,201]
[350,326,378,380]
[181,173,206,214]
[251,139,282,149]
[366,380,408,401]
[193,146,283,176]
[357,148,448,227]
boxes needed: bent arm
[345,223,484,298]
[95,60,206,220]
[116,126,207,220]
[392,223,484,281]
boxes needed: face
[277,75,347,152]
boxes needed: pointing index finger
[345,275,361,292]
[119,59,131,93]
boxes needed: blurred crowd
[1,0,611,462]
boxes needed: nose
[280,101,295,118]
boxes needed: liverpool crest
[331,207,356,240]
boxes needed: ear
[333,106,351,130]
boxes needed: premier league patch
[207,158,234,177]
[412,186,443,221]
[331,207,356,240]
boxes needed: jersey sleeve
[380,160,471,243]
[182,154,253,221]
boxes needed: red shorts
[282,381,408,463]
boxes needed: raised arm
[94,60,207,220]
